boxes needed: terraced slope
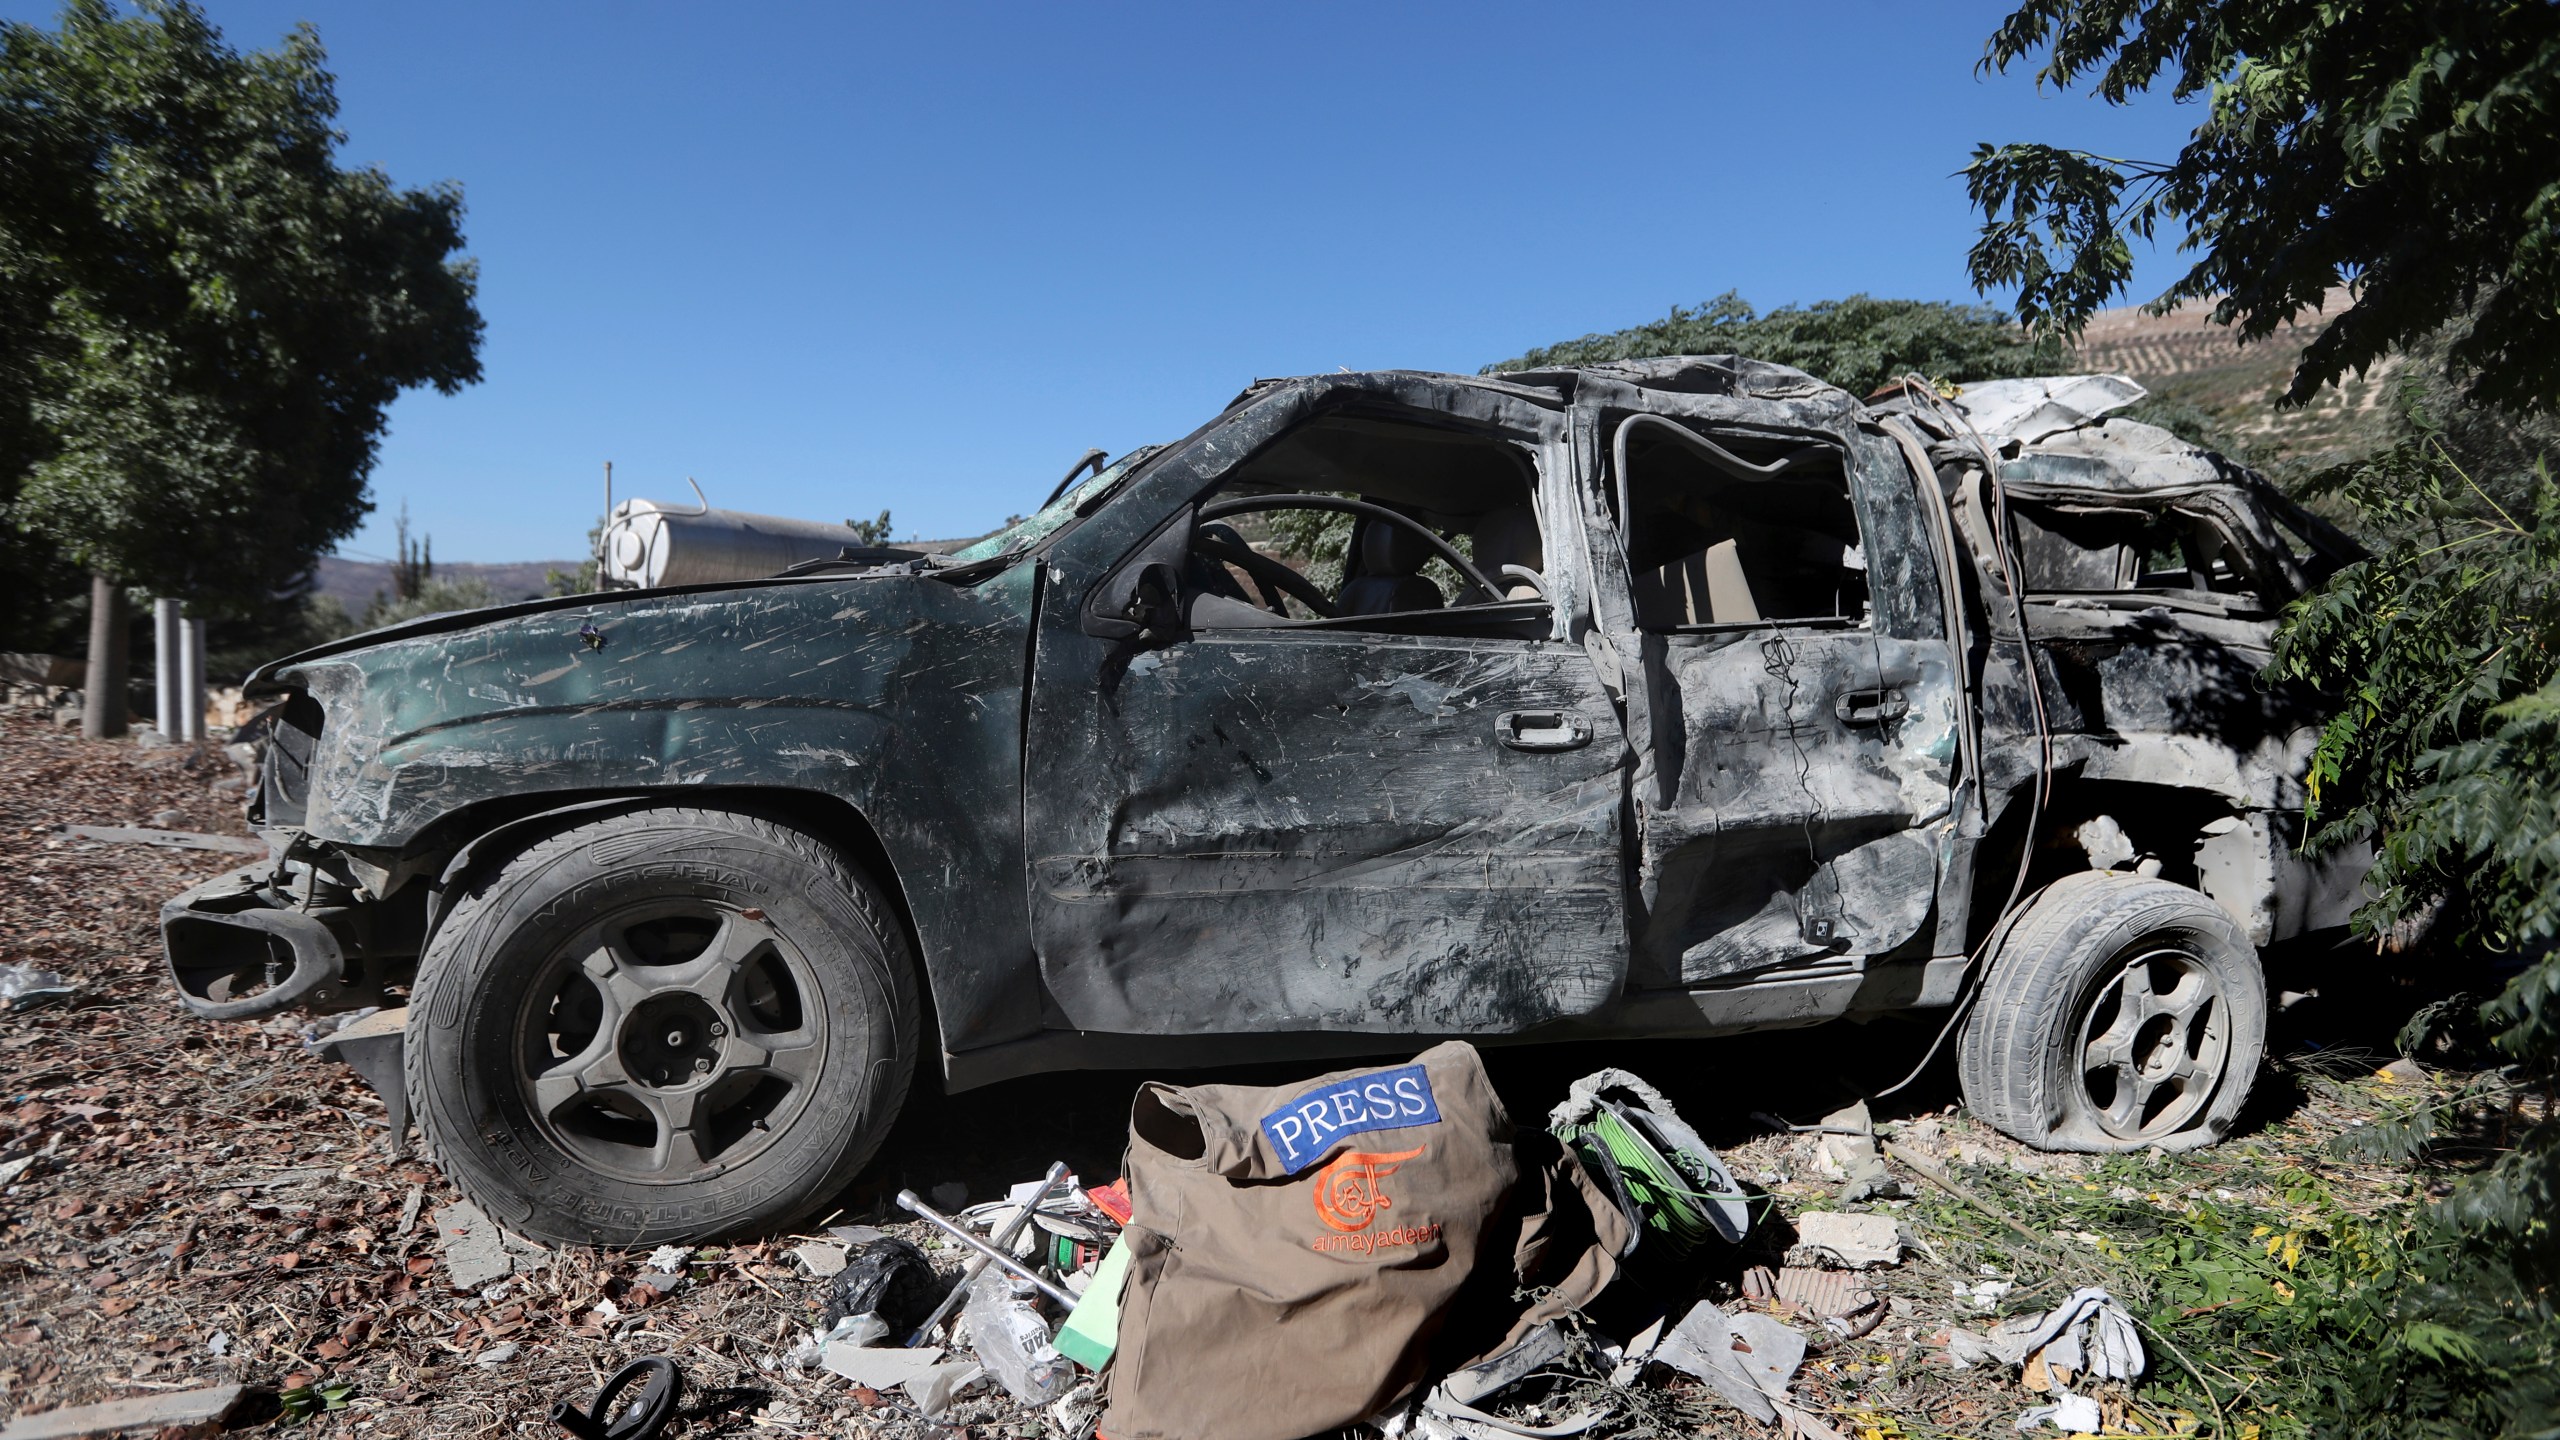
[2073,294,2394,472]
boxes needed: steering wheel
[1193,527,1339,618]
[1196,494,1507,613]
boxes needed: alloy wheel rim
[514,900,828,1183]
[2072,942,2230,1141]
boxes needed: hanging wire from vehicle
[1871,375,2058,1099]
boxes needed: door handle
[1498,710,1592,751]
[1833,688,1909,725]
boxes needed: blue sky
[13,2,2205,563]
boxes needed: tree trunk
[81,572,129,739]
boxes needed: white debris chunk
[1789,1210,1905,1269]
[2017,1391,2104,1433]
[790,1241,849,1277]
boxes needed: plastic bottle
[963,1275,1076,1405]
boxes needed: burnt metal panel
[269,567,1046,1053]
[1570,385,1961,990]
[1020,374,1628,1036]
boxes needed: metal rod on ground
[904,1162,1071,1346]
[153,599,180,737]
[894,1189,1079,1309]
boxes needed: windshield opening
[950,446,1162,563]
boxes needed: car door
[1577,397,1960,988]
[1018,376,1629,1037]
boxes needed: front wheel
[1957,872,2266,1153]
[407,807,918,1245]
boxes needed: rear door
[1581,401,1959,987]
[1018,377,1630,1036]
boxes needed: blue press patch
[1259,1063,1441,1174]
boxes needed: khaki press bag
[1100,1041,1518,1440]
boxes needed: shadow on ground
[835,1016,1966,1218]
[837,933,2512,1217]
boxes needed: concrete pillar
[80,573,128,739]
[179,617,206,742]
[154,598,182,736]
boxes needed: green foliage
[1926,1152,2560,1439]
[358,576,498,632]
[2268,375,2560,1282]
[0,0,482,620]
[847,509,894,545]
[1483,291,2068,395]
[1967,1,2560,412]
[547,514,604,597]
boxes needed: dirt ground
[0,710,2489,1439]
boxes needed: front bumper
[160,864,350,1019]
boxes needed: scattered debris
[964,1274,1076,1404]
[1790,1210,1906,1269]
[474,1341,521,1367]
[1814,1101,1898,1201]
[0,1382,248,1440]
[1649,1301,1804,1423]
[790,1240,849,1277]
[548,1356,682,1440]
[820,1234,945,1334]
[1988,1286,2146,1386]
[432,1199,516,1288]
[822,1343,944,1390]
[0,963,73,1011]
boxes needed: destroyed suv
[163,360,2368,1245]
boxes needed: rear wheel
[408,807,918,1245]
[1957,872,2265,1152]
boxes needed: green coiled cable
[1559,1103,1748,1256]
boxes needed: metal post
[80,574,128,740]
[153,598,182,736]
[180,617,207,741]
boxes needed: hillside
[2073,294,2394,472]
[311,556,572,613]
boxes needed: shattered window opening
[1613,421,1869,632]
[2010,503,2266,605]
[1180,411,1552,636]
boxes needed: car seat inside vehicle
[1616,421,1867,631]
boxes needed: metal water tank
[599,500,873,588]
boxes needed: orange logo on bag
[1312,1146,1423,1233]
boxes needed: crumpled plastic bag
[824,1235,947,1334]
[1985,1286,2145,1387]
[0,963,73,1012]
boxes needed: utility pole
[80,573,128,739]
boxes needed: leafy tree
[0,1,481,710]
[1964,0,2560,412]
[1483,291,2068,395]
[359,575,498,631]
[1970,11,2560,1334]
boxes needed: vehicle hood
[262,564,1039,848]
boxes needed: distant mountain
[2074,294,2394,473]
[312,556,574,613]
